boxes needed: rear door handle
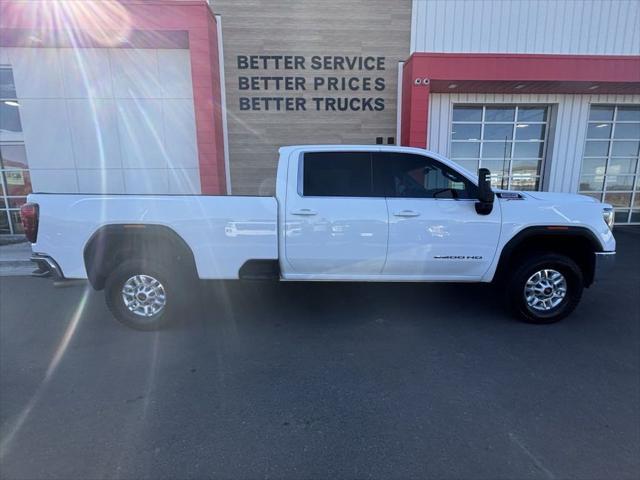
[291,208,317,216]
[393,210,420,217]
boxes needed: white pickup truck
[22,145,616,330]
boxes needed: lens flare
[42,0,133,47]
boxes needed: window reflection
[0,66,30,235]
[0,101,22,135]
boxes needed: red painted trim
[399,61,413,147]
[411,52,640,60]
[0,28,190,48]
[200,12,226,193]
[400,61,431,148]
[409,52,640,84]
[0,0,226,194]
[400,53,640,148]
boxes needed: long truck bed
[29,193,278,279]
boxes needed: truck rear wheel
[508,253,584,324]
[105,260,176,331]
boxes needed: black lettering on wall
[236,55,387,112]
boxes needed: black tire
[105,260,177,331]
[507,253,584,324]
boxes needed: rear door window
[302,152,374,197]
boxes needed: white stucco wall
[0,47,200,194]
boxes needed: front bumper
[30,254,64,280]
[593,251,616,282]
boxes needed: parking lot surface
[1,228,639,479]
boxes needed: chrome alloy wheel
[524,269,567,311]
[122,274,167,317]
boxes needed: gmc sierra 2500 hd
[22,145,616,330]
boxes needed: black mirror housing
[475,168,494,215]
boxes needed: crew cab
[21,145,616,330]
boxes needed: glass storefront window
[0,149,30,234]
[450,104,549,190]
[0,66,30,235]
[0,211,10,235]
[586,123,612,139]
[452,106,482,122]
[0,144,28,169]
[450,141,480,159]
[2,169,31,197]
[451,124,481,141]
[517,107,547,122]
[579,104,640,224]
[588,106,614,121]
[515,123,545,140]
[0,67,17,98]
[484,107,514,122]
[484,124,513,140]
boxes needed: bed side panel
[29,194,278,279]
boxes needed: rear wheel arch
[494,226,603,287]
[83,224,198,290]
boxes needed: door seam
[380,196,391,274]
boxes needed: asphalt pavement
[0,228,639,479]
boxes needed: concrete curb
[1,260,33,268]
[0,263,34,277]
[0,237,27,246]
[0,242,33,277]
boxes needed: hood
[521,192,599,203]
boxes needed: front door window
[373,152,477,199]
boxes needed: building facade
[401,0,640,224]
[0,0,227,235]
[0,0,639,235]
[212,0,412,195]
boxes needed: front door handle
[393,210,420,217]
[291,208,317,216]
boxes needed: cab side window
[373,153,477,199]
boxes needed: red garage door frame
[0,0,226,194]
[400,52,640,148]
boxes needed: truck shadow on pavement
[55,226,640,335]
[181,280,511,332]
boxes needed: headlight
[603,208,614,230]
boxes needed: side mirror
[475,168,494,215]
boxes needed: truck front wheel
[105,260,176,331]
[508,253,584,324]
